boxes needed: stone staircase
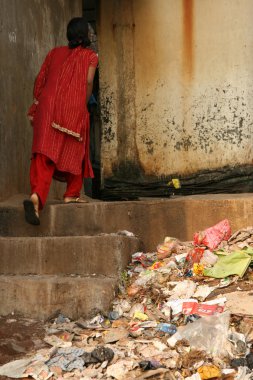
[0,193,252,320]
[0,196,141,320]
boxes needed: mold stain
[141,135,154,155]
[173,85,251,155]
[112,160,144,181]
[182,0,194,82]
[100,91,115,143]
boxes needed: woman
[24,17,98,225]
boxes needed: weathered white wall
[0,0,82,200]
[99,0,253,185]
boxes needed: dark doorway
[83,0,101,198]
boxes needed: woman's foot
[31,193,40,216]
[64,197,88,204]
[23,193,40,225]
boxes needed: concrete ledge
[0,235,141,276]
[0,275,118,320]
[1,194,252,250]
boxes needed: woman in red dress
[24,18,98,225]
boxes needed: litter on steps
[1,220,253,379]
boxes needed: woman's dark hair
[67,17,90,49]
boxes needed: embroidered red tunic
[28,46,98,178]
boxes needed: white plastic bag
[200,250,218,267]
[169,280,196,300]
[168,311,230,356]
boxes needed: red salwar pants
[30,153,83,209]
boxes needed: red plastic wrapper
[193,219,231,250]
[182,301,224,317]
[186,247,205,264]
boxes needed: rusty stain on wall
[183,0,194,81]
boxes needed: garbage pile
[1,221,253,380]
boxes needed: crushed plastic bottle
[156,323,177,335]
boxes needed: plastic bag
[134,270,157,286]
[200,250,218,267]
[167,311,230,356]
[169,280,197,300]
[204,250,251,278]
[157,238,179,260]
[193,219,231,250]
[186,247,205,265]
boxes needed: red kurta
[28,46,98,178]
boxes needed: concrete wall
[98,0,253,193]
[0,0,82,201]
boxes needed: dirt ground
[0,316,46,380]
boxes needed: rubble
[1,220,253,379]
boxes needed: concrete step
[0,234,141,276]
[1,194,253,250]
[0,274,117,320]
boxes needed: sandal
[64,197,88,204]
[23,199,40,225]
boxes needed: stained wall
[0,0,82,200]
[98,0,253,193]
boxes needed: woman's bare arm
[86,65,96,104]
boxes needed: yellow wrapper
[172,178,181,189]
[149,261,164,270]
[197,364,221,379]
[193,263,204,276]
[133,311,149,321]
[167,178,181,189]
